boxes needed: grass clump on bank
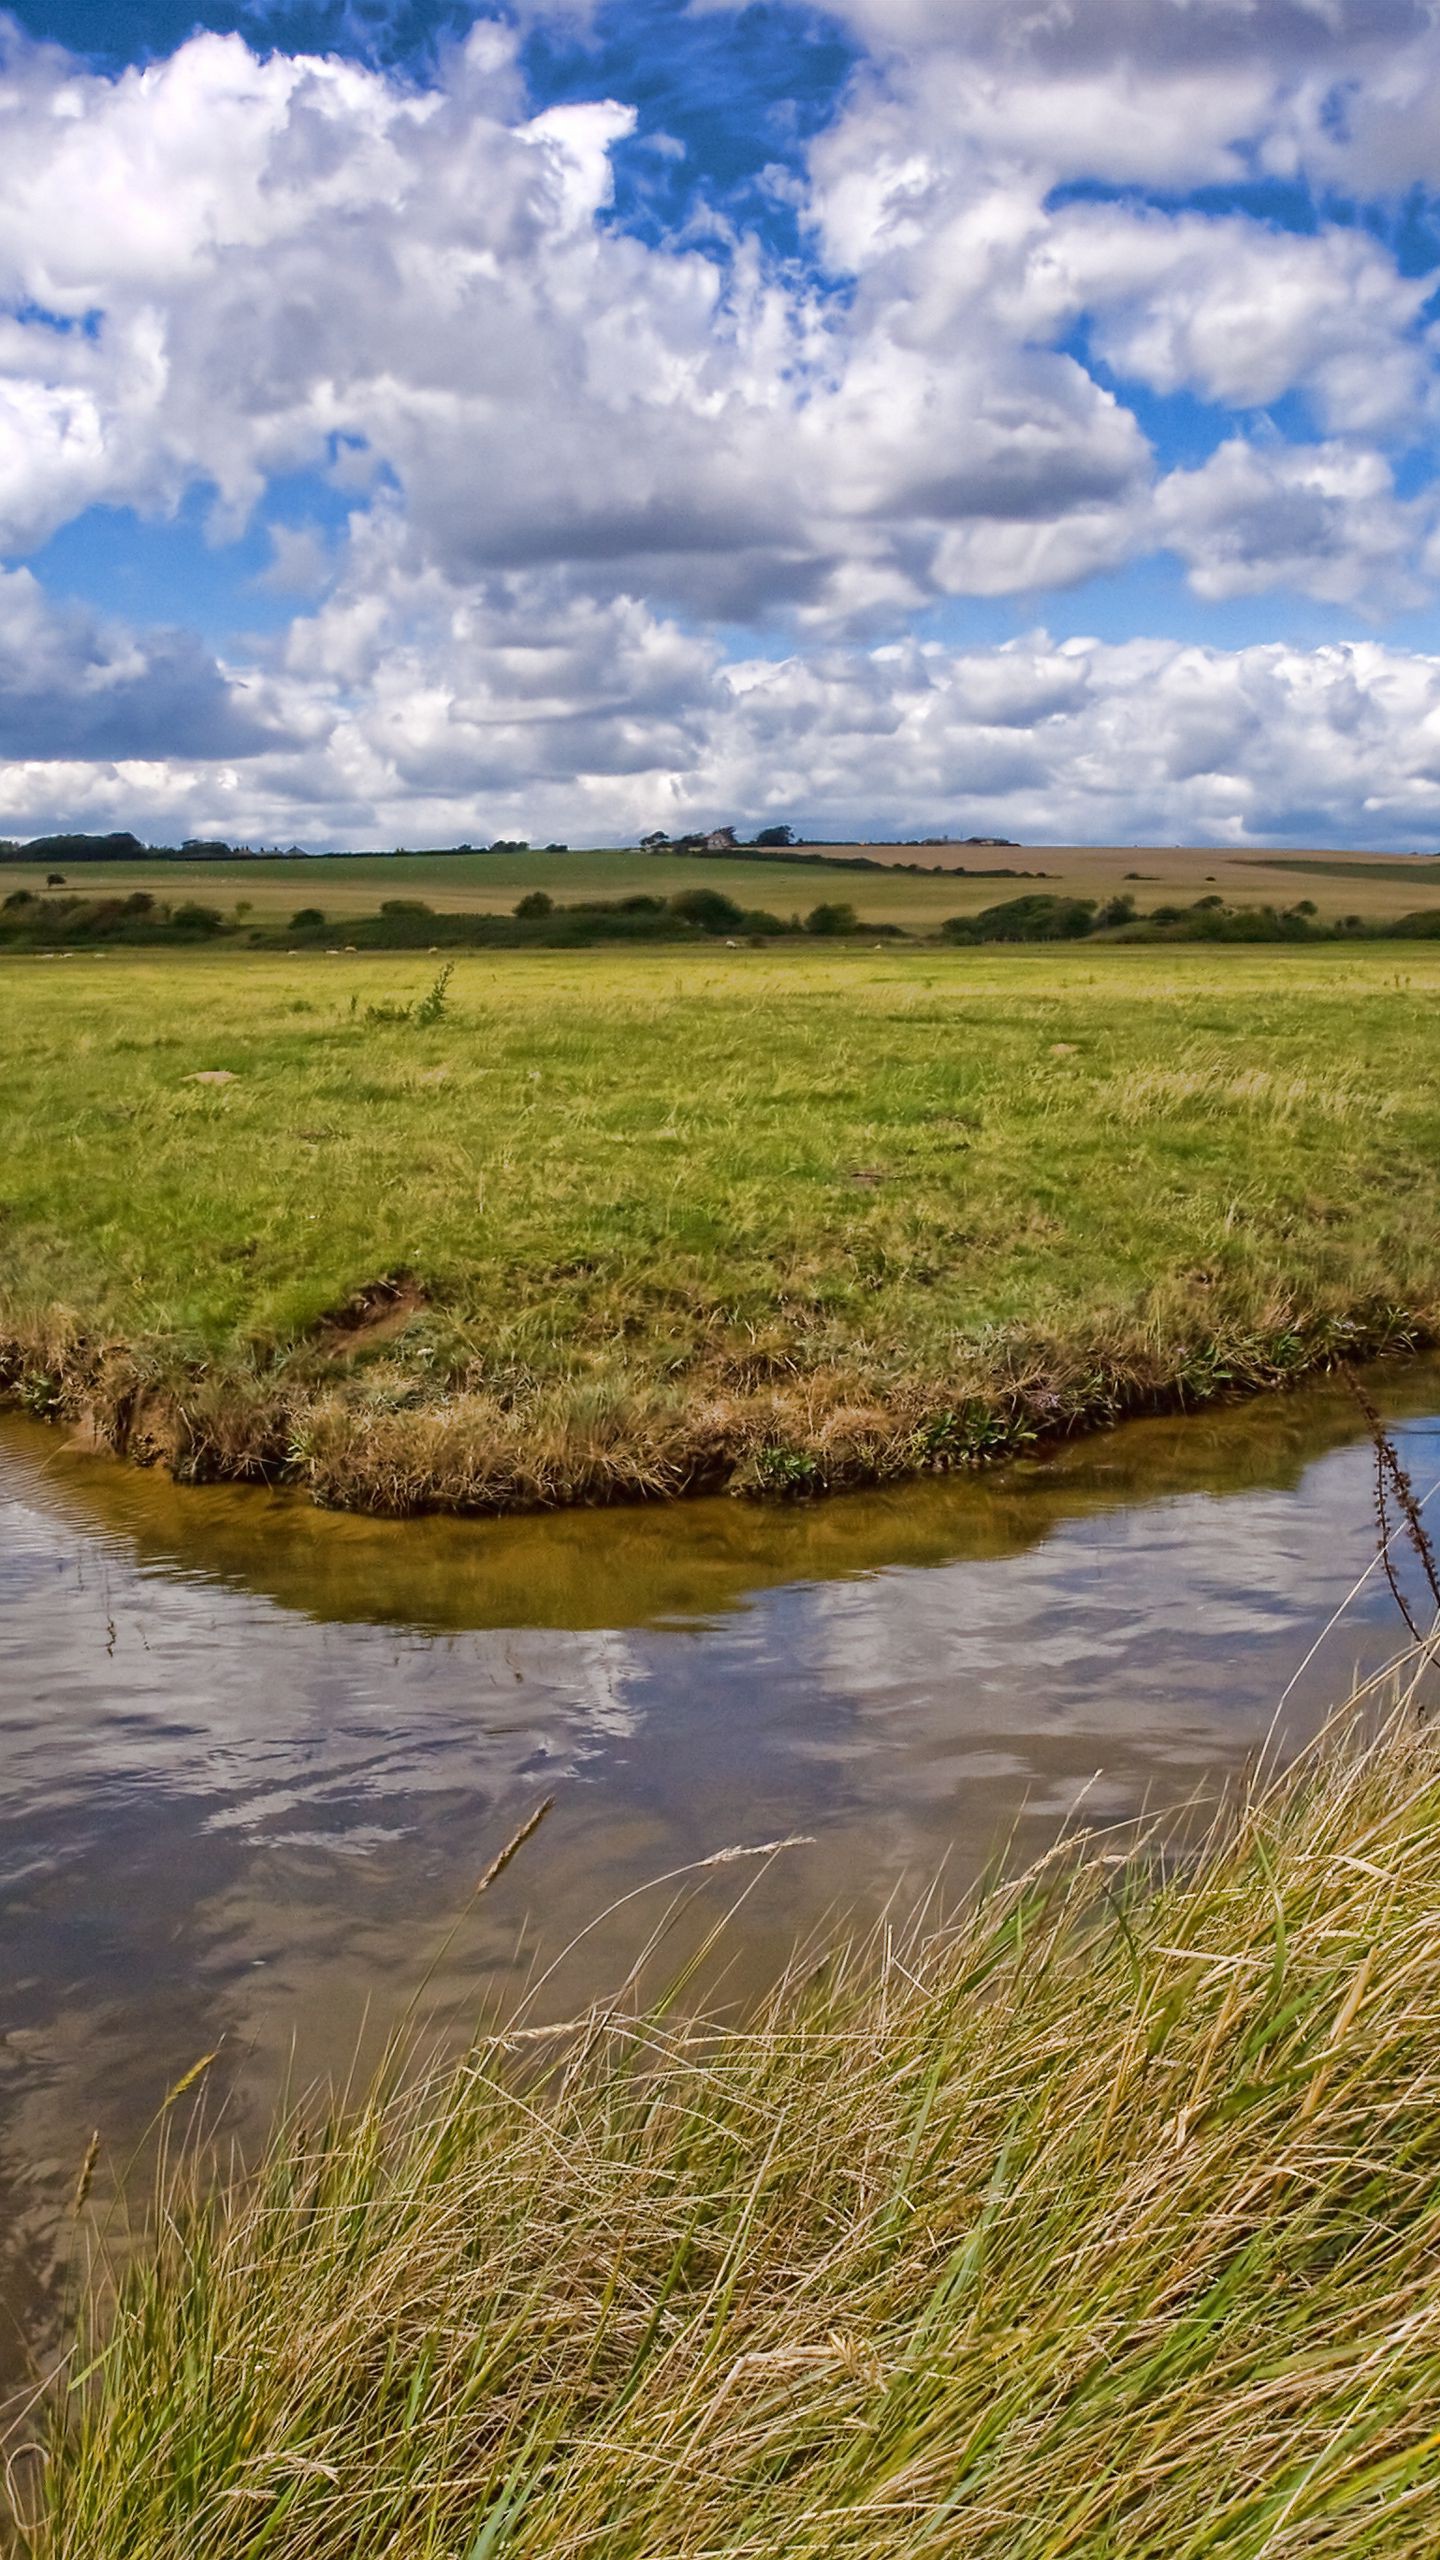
[18,1673,1440,2558]
[1,943,1438,1512]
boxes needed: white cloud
[0,7,1438,841]
[8,572,1440,856]
[1157,439,1433,606]
[768,0,1440,193]
[0,20,1168,628]
[0,563,281,759]
[1034,210,1433,436]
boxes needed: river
[2,1361,1438,2381]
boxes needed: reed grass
[15,1653,1440,2558]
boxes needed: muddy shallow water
[2,1362,1439,2379]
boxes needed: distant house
[670,825,738,856]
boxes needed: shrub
[290,907,326,929]
[515,891,555,919]
[380,899,434,919]
[667,888,747,932]
[414,962,454,1026]
[804,901,859,935]
[66,897,130,937]
[946,894,1097,942]
[23,830,144,862]
[170,902,226,935]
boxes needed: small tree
[754,825,794,848]
[46,871,65,887]
[804,901,858,935]
[668,887,746,932]
[516,890,554,919]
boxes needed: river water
[2,1364,1439,2379]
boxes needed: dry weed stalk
[1344,1363,1440,1641]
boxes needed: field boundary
[2,1298,1434,1516]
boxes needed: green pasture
[1,940,1436,1508]
[3,840,1440,930]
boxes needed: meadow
[3,839,1440,931]
[19,1667,1440,2558]
[1,941,1436,1511]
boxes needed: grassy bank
[17,1669,1440,2557]
[2,943,1437,1512]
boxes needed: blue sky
[2,0,1440,846]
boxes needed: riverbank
[2,944,1437,1514]
[17,1663,1440,2557]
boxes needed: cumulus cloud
[0,11,1335,638]
[7,568,1440,855]
[1156,439,1432,606]
[0,12,1432,622]
[0,2,1439,839]
[764,0,1440,193]
[1030,211,1434,436]
[0,564,282,760]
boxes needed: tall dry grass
[13,1644,1440,2557]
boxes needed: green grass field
[4,840,1440,931]
[22,1683,1440,2558]
[1,941,1436,1510]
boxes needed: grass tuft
[14,1653,1440,2557]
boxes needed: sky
[4,0,1440,847]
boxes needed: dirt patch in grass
[311,1271,430,1359]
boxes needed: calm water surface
[3,1364,1439,2375]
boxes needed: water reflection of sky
[0,1374,1437,2378]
